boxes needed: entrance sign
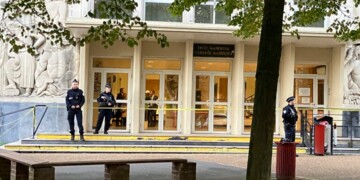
[193,44,235,58]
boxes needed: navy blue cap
[286,96,295,102]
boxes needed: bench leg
[104,164,129,180]
[0,157,11,180]
[172,162,196,180]
[10,161,28,180]
[28,167,55,180]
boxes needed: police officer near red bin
[66,79,85,141]
[282,96,298,142]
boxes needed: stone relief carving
[0,0,80,97]
[344,43,360,104]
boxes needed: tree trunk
[246,0,285,179]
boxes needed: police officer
[94,84,115,134]
[282,96,298,142]
[66,79,85,141]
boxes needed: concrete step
[4,142,308,154]
[35,133,302,143]
[21,139,250,146]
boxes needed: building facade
[0,0,358,143]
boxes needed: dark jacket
[66,88,85,111]
[282,104,298,125]
[97,92,115,108]
[116,92,126,107]
[149,95,158,108]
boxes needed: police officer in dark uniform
[66,79,85,141]
[282,96,298,142]
[94,84,115,134]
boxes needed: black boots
[70,134,85,141]
[80,134,85,141]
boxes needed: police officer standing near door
[66,79,85,141]
[282,96,298,142]
[94,84,115,134]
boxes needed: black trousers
[95,109,112,132]
[148,110,156,127]
[284,123,296,142]
[67,109,84,135]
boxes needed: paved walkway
[23,153,360,179]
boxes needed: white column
[279,43,295,135]
[182,40,194,135]
[131,41,142,134]
[231,42,245,135]
[330,45,345,108]
[79,43,89,131]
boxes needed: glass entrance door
[294,77,327,132]
[142,72,180,132]
[91,70,130,131]
[193,73,230,133]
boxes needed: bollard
[275,142,298,180]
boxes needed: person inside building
[282,96,298,142]
[66,79,85,141]
[94,84,115,134]
[148,90,158,127]
[115,88,127,126]
[145,90,151,122]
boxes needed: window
[93,58,131,69]
[144,59,181,70]
[145,1,182,22]
[93,0,133,19]
[194,61,230,72]
[294,64,326,75]
[195,1,230,24]
[293,0,324,28]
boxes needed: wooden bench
[0,149,196,180]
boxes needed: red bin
[314,124,325,155]
[275,142,297,180]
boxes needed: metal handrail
[0,105,48,139]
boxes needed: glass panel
[163,104,178,131]
[195,5,213,23]
[214,76,228,102]
[294,78,313,105]
[93,72,102,99]
[244,63,257,72]
[301,18,324,28]
[244,106,253,132]
[93,58,131,69]
[92,102,99,128]
[194,61,230,72]
[144,74,160,130]
[106,73,129,98]
[107,73,129,130]
[294,65,326,75]
[195,105,209,131]
[145,2,182,22]
[94,0,133,19]
[244,77,255,103]
[213,105,227,132]
[164,75,179,101]
[195,75,210,102]
[318,79,324,105]
[144,59,181,70]
[215,8,230,24]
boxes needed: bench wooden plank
[0,149,47,166]
[32,158,188,167]
[0,149,196,180]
